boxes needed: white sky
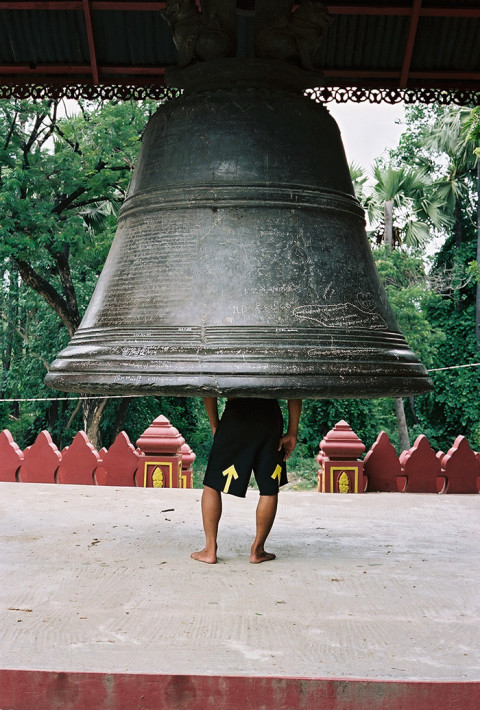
[328,101,405,174]
[328,101,448,259]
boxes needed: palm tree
[366,164,450,249]
[465,107,480,348]
[424,107,477,245]
[355,163,450,452]
[426,107,479,343]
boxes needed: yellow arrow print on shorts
[222,465,239,493]
[271,465,282,483]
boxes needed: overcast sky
[328,101,405,174]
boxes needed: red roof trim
[82,0,98,84]
[0,1,167,9]
[0,65,477,87]
[400,0,422,89]
[0,63,166,76]
[0,2,478,18]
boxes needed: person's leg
[191,486,222,564]
[250,493,278,563]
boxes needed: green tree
[366,164,450,249]
[0,98,157,446]
[464,107,480,348]
[354,158,447,450]
[386,105,480,450]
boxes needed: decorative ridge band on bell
[118,184,363,214]
[45,58,433,400]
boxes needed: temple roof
[1,1,479,103]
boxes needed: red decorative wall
[319,423,480,494]
[0,416,195,488]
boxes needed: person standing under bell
[191,397,302,564]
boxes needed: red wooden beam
[92,1,166,8]
[0,2,477,17]
[322,69,399,79]
[0,63,166,76]
[323,68,480,82]
[0,62,164,71]
[101,65,166,74]
[0,64,478,84]
[400,0,422,88]
[327,5,411,15]
[0,77,168,89]
[421,8,480,17]
[408,71,480,81]
[0,1,82,7]
[0,1,167,8]
[82,0,98,83]
[0,63,93,74]
[326,4,480,17]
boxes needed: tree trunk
[384,199,394,247]
[394,397,410,453]
[53,244,80,331]
[109,397,133,445]
[454,200,465,312]
[1,265,19,398]
[454,200,463,250]
[407,396,419,424]
[14,257,80,336]
[82,398,108,450]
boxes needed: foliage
[374,246,443,366]
[0,98,157,446]
[365,164,450,248]
[415,235,480,450]
[396,104,480,450]
[465,107,480,156]
[1,99,480,487]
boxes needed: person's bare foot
[250,549,276,564]
[191,548,217,564]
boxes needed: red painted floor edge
[1,670,479,710]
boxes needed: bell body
[46,60,432,399]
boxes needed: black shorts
[203,398,288,498]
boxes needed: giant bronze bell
[45,2,432,399]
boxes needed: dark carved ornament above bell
[45,2,433,400]
[162,0,332,70]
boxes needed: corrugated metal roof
[318,13,410,71]
[414,16,480,72]
[0,2,479,101]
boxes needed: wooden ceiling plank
[82,0,99,83]
[400,0,422,88]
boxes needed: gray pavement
[1,482,479,681]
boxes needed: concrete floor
[1,482,479,681]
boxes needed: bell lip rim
[44,373,434,400]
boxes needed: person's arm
[203,397,220,435]
[279,399,302,460]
